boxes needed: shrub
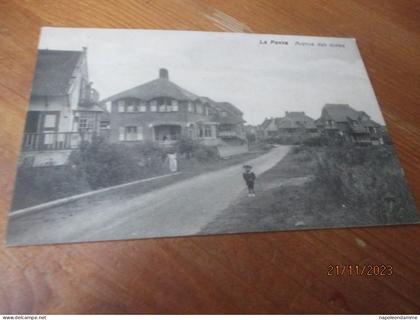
[291,146,303,154]
[193,145,219,162]
[69,137,168,190]
[12,165,90,210]
[176,135,220,162]
[177,135,196,158]
[302,136,327,146]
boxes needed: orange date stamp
[327,264,393,276]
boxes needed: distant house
[102,68,247,156]
[211,101,246,142]
[260,111,318,143]
[260,118,278,139]
[277,111,318,133]
[21,48,104,167]
[316,104,383,145]
[244,124,260,143]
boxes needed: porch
[153,124,182,144]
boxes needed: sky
[38,27,385,125]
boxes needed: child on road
[243,165,256,197]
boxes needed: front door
[25,111,41,133]
[40,112,59,148]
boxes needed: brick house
[21,48,104,167]
[102,68,247,155]
[316,104,383,145]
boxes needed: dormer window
[139,101,147,112]
[150,100,157,112]
[126,104,135,112]
[172,100,179,112]
[157,98,176,112]
[188,102,194,113]
[118,100,125,112]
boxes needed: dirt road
[7,146,290,245]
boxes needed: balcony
[22,132,94,151]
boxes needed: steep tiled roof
[276,112,316,129]
[216,102,243,116]
[320,104,381,128]
[321,104,363,122]
[260,118,278,131]
[32,49,83,96]
[102,78,199,102]
[198,96,217,106]
[212,101,244,124]
[102,71,245,125]
[212,112,243,125]
[260,118,272,129]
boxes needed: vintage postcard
[6,27,419,245]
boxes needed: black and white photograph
[6,27,419,246]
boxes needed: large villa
[101,68,247,153]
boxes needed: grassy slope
[201,146,419,234]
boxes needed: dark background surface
[0,0,419,314]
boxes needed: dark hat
[243,165,253,169]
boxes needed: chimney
[159,68,169,80]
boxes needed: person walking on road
[243,165,256,197]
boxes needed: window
[159,105,166,112]
[119,126,143,141]
[100,121,110,129]
[150,100,157,112]
[172,100,179,112]
[127,105,135,112]
[139,101,147,112]
[188,102,194,113]
[157,98,174,112]
[196,104,203,114]
[204,125,212,137]
[126,126,137,141]
[105,101,112,112]
[79,119,88,130]
[118,100,125,112]
[43,114,57,129]
[79,118,94,131]
[221,111,227,117]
